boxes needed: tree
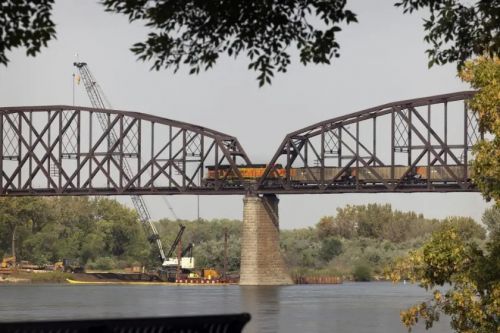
[320,237,343,262]
[316,206,358,239]
[2,1,497,86]
[101,0,357,86]
[0,0,56,66]
[389,223,499,332]
[438,216,486,240]
[482,205,500,237]
[396,0,500,69]
[0,197,48,259]
[459,56,500,203]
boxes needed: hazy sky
[0,0,491,228]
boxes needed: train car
[290,167,354,184]
[415,165,470,181]
[203,164,472,188]
[289,166,421,185]
[355,166,418,183]
[204,164,286,183]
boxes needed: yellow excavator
[1,256,16,269]
[53,259,84,273]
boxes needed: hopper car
[203,164,471,186]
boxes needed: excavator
[1,256,16,269]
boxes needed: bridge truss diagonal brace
[397,108,465,187]
[0,105,253,196]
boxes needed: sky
[0,0,491,228]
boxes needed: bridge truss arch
[0,105,251,196]
[257,91,482,194]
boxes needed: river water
[0,282,452,332]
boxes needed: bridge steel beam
[0,105,251,196]
[257,91,481,194]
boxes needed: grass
[12,271,73,283]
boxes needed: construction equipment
[73,62,176,267]
[201,268,220,280]
[1,256,16,269]
[162,225,195,270]
[62,259,84,273]
[53,259,84,273]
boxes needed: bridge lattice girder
[0,91,483,196]
[0,105,250,196]
[256,91,481,194]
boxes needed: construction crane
[73,62,178,266]
[165,224,186,259]
[162,224,195,270]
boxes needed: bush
[320,237,343,262]
[353,263,372,281]
[86,257,116,271]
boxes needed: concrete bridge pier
[239,194,293,285]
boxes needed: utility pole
[223,228,228,280]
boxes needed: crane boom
[74,61,172,265]
[166,225,186,259]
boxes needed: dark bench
[0,313,251,333]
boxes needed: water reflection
[240,286,281,333]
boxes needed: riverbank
[0,271,74,283]
[0,271,237,285]
[1,270,382,285]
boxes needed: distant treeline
[0,197,488,280]
[281,204,486,280]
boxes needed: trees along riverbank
[388,56,500,332]
[0,197,487,284]
[0,197,150,271]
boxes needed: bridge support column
[240,194,293,285]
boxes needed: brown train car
[290,167,351,183]
[356,166,412,181]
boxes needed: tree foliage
[317,204,442,243]
[101,0,357,86]
[2,1,498,86]
[459,56,500,203]
[0,197,149,268]
[396,0,500,69]
[389,206,500,332]
[352,262,372,282]
[320,237,343,262]
[0,0,56,65]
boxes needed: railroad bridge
[0,91,481,284]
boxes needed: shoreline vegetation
[0,197,487,285]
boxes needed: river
[0,282,452,332]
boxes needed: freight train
[203,164,470,185]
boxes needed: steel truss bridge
[0,91,481,196]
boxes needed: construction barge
[65,272,238,285]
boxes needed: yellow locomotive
[205,164,286,181]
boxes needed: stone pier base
[239,194,293,285]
